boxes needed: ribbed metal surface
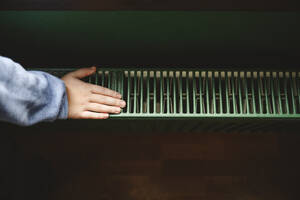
[38,68,300,118]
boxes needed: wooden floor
[12,131,300,200]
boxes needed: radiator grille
[38,68,300,118]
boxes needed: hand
[61,67,126,119]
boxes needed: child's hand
[61,67,126,119]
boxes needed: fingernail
[115,108,121,113]
[120,101,126,108]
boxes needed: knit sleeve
[0,56,68,126]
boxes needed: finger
[80,111,109,119]
[86,103,121,114]
[90,94,126,108]
[91,85,122,98]
[70,66,96,79]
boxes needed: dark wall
[1,0,299,10]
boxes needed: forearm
[0,56,68,126]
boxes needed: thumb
[70,66,96,79]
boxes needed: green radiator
[2,11,300,132]
[34,68,300,119]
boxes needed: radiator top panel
[36,68,300,119]
[2,12,300,67]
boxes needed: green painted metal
[1,11,300,67]
[32,67,300,119]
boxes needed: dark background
[1,0,300,10]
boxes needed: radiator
[37,68,300,119]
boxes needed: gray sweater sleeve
[0,56,68,126]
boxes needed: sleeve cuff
[57,83,69,120]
